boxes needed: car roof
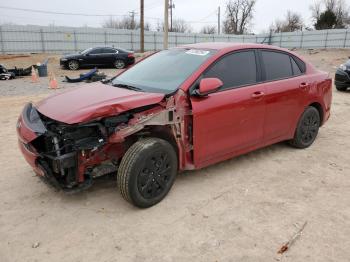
[179,42,289,52]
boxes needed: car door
[85,48,104,66]
[101,48,118,65]
[258,50,308,143]
[190,50,266,168]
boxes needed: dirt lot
[1,49,350,262]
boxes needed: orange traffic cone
[48,73,58,89]
[31,66,39,82]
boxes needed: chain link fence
[0,24,349,54]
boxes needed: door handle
[251,91,265,99]
[299,82,309,89]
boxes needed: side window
[204,50,257,90]
[290,56,302,75]
[261,51,293,80]
[103,48,117,54]
[89,48,103,55]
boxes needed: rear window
[261,51,293,80]
[290,56,302,75]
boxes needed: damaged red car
[17,43,332,207]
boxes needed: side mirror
[197,78,223,97]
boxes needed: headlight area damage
[17,90,193,193]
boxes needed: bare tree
[102,16,150,30]
[170,19,192,33]
[270,11,303,33]
[223,0,257,34]
[200,25,217,34]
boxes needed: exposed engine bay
[19,91,192,193]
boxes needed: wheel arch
[308,101,324,125]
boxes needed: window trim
[200,49,261,93]
[258,49,306,83]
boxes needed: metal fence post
[194,34,197,43]
[104,31,107,46]
[0,26,4,54]
[300,31,304,49]
[279,33,282,47]
[212,35,215,42]
[73,30,78,52]
[175,34,178,46]
[130,32,134,51]
[325,30,329,48]
[40,29,45,53]
[154,32,157,51]
[344,30,348,48]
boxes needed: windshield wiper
[112,83,143,91]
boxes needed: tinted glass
[261,51,293,80]
[290,56,302,75]
[89,48,102,54]
[112,49,215,94]
[204,51,257,89]
[103,48,116,54]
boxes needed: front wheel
[289,106,320,149]
[67,60,79,70]
[336,85,348,91]
[117,138,178,208]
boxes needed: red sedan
[17,43,332,207]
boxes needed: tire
[117,138,178,208]
[336,85,348,91]
[67,60,79,70]
[289,106,320,149]
[114,59,126,69]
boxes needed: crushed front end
[17,103,128,192]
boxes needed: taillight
[128,53,134,58]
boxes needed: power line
[0,5,128,17]
[0,5,217,25]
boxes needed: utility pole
[140,0,144,53]
[164,0,169,49]
[169,0,175,32]
[217,6,220,34]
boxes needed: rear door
[258,50,308,142]
[190,50,266,168]
[101,48,118,65]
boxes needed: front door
[190,50,266,168]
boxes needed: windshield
[80,47,93,54]
[111,48,216,94]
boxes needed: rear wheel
[117,138,178,208]
[289,106,320,149]
[114,59,126,69]
[67,60,79,70]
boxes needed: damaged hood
[36,82,165,124]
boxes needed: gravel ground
[0,49,350,262]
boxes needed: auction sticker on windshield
[185,49,210,56]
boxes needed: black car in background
[60,47,135,70]
[335,58,350,91]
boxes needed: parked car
[60,47,135,70]
[17,43,332,208]
[335,58,350,91]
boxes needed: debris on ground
[277,221,308,254]
[32,242,40,248]
[63,68,107,83]
[0,64,15,80]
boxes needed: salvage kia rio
[17,43,332,207]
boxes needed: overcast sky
[0,0,316,33]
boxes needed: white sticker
[185,49,210,56]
